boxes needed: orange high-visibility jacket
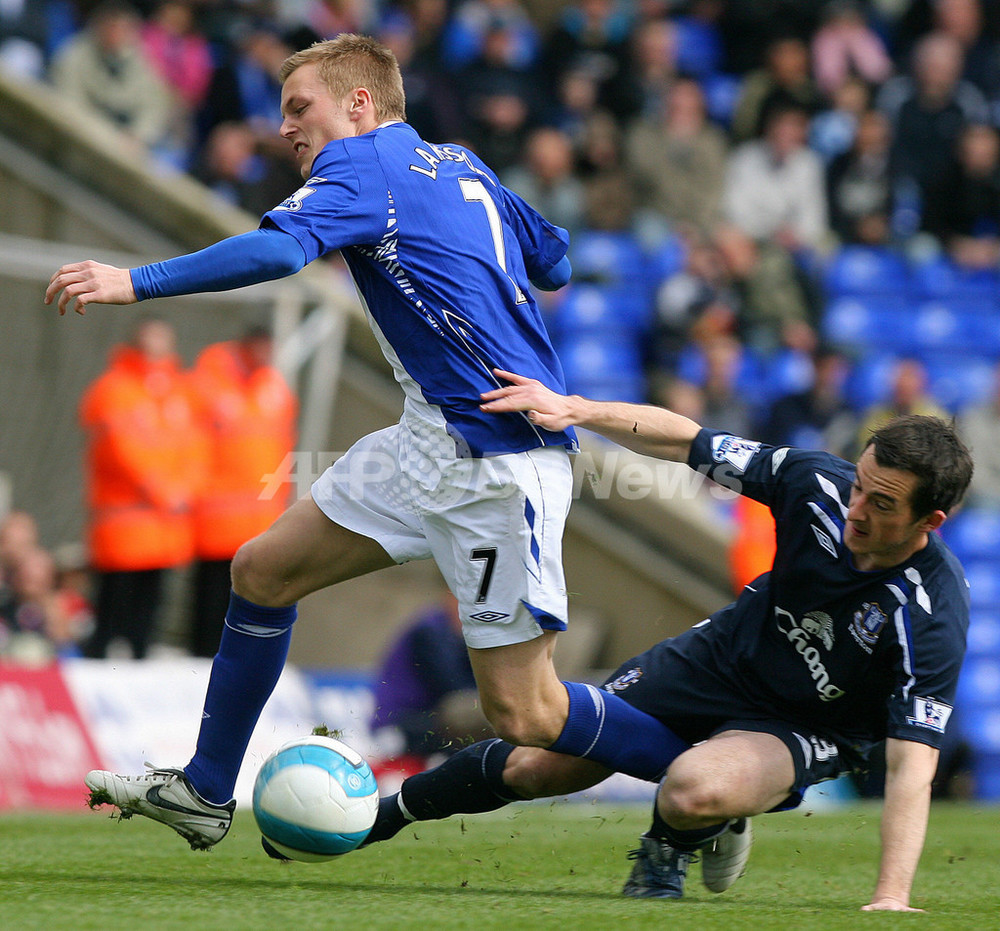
[80,345,203,571]
[729,494,777,596]
[189,341,297,560]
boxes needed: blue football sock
[184,592,296,804]
[548,681,689,782]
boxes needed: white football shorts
[311,423,573,649]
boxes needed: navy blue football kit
[601,429,969,802]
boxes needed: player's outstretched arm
[45,229,306,316]
[862,737,939,912]
[481,368,701,462]
[45,261,137,316]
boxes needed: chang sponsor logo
[775,607,845,701]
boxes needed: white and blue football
[252,735,379,862]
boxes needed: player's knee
[659,761,726,821]
[231,539,287,606]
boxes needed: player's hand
[45,261,137,315]
[861,898,925,913]
[480,368,576,432]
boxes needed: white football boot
[701,817,752,893]
[85,764,236,851]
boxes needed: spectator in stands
[141,0,213,113]
[370,591,492,758]
[193,120,301,217]
[542,0,634,124]
[186,326,297,658]
[667,334,752,437]
[620,15,678,121]
[877,31,989,204]
[198,24,292,147]
[809,74,872,164]
[501,126,585,236]
[933,0,1000,101]
[0,510,38,592]
[459,22,541,172]
[721,99,829,342]
[440,0,539,73]
[856,357,948,454]
[291,0,377,42]
[377,9,463,143]
[625,76,728,241]
[958,360,1000,507]
[0,0,51,79]
[546,65,601,150]
[810,0,892,99]
[49,0,174,154]
[921,122,1000,269]
[79,316,202,659]
[1,544,94,659]
[758,346,856,456]
[730,36,823,143]
[827,108,895,246]
[649,234,740,373]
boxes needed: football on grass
[252,735,379,862]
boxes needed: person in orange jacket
[187,325,297,657]
[79,316,202,658]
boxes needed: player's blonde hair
[279,34,406,124]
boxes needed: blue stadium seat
[548,284,651,337]
[675,344,763,398]
[844,353,897,409]
[822,296,915,353]
[674,17,723,77]
[700,72,743,127]
[960,560,1000,610]
[644,235,687,288]
[924,354,996,411]
[824,246,910,297]
[910,253,1000,300]
[567,376,647,404]
[967,610,1000,657]
[569,231,647,288]
[939,507,1000,560]
[959,657,1000,709]
[557,333,644,384]
[914,300,1000,355]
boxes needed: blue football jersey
[687,429,969,753]
[261,122,577,458]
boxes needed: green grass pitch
[1,801,996,930]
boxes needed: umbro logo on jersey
[811,524,837,558]
[469,610,509,623]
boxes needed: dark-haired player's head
[865,415,973,518]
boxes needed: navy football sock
[364,739,520,845]
[548,681,688,782]
[184,592,296,804]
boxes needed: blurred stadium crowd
[2,0,1000,791]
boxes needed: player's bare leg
[468,632,569,747]
[231,495,396,606]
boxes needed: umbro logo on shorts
[469,610,510,622]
